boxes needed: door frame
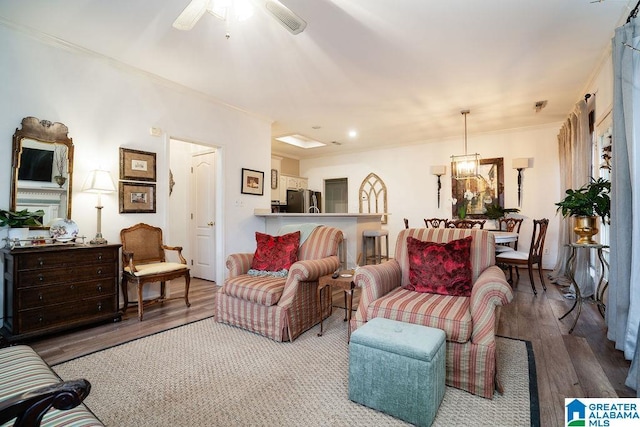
[169,137,225,286]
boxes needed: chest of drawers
[1,243,121,342]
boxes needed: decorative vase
[457,204,467,219]
[573,216,599,245]
[54,175,67,188]
[486,219,498,230]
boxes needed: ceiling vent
[265,1,307,35]
[534,100,548,112]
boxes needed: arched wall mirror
[10,117,74,225]
[359,172,388,224]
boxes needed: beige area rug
[53,312,539,427]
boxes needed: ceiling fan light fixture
[208,3,228,21]
[265,0,307,35]
[207,0,254,21]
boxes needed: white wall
[301,123,563,269]
[0,24,273,314]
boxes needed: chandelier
[451,110,480,180]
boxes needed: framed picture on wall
[119,182,156,213]
[241,168,264,196]
[451,157,504,218]
[120,148,156,182]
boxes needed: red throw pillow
[251,231,301,272]
[404,236,473,297]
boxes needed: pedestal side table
[317,272,356,342]
[558,243,609,333]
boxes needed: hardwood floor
[30,278,217,365]
[26,270,634,427]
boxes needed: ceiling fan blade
[265,0,307,35]
[173,0,210,31]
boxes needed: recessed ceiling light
[348,130,357,138]
[275,134,326,149]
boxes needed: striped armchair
[216,226,343,342]
[351,228,513,398]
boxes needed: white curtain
[550,98,595,296]
[609,16,640,393]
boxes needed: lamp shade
[512,158,529,169]
[430,165,446,176]
[82,170,116,193]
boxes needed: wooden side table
[558,243,609,333]
[317,272,356,341]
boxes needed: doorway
[169,139,217,282]
[324,178,348,213]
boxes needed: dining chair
[446,219,486,229]
[496,218,549,295]
[496,217,524,253]
[423,218,448,228]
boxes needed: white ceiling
[0,0,635,159]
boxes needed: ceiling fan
[172,0,307,34]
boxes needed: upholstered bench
[349,317,446,427]
[0,345,101,426]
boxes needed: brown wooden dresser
[1,243,121,343]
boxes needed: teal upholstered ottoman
[349,317,446,427]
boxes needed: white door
[190,150,216,280]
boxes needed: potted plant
[483,204,519,229]
[484,204,520,220]
[0,209,45,243]
[555,177,610,244]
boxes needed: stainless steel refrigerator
[287,189,322,213]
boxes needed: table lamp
[82,169,116,244]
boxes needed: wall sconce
[82,169,116,244]
[512,158,530,207]
[430,165,446,208]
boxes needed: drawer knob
[97,302,103,311]
[38,316,44,323]
[38,293,43,301]
[97,285,103,292]
[97,254,103,260]
[69,284,75,290]
[38,258,44,266]
[37,274,44,282]
[97,268,103,275]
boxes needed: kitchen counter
[255,211,385,267]
[256,212,383,218]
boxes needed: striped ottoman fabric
[0,345,102,427]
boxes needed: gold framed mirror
[10,117,74,225]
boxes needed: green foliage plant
[0,209,45,228]
[555,177,611,222]
[484,204,520,220]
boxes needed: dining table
[489,230,519,244]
